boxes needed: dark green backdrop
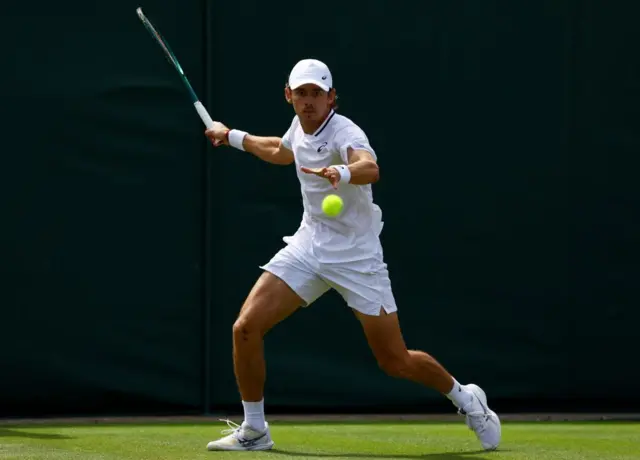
[2,0,638,417]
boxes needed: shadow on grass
[0,428,73,439]
[271,448,504,459]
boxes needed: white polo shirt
[281,109,384,264]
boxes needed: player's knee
[232,313,263,343]
[232,317,250,342]
[232,297,273,342]
[378,354,412,379]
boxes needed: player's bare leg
[355,308,501,451]
[233,271,302,402]
[207,271,303,451]
[354,309,455,390]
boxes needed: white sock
[242,399,266,431]
[445,378,473,408]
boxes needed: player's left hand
[300,166,340,189]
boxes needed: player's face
[286,84,335,122]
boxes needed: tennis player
[203,58,501,452]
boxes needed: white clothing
[281,109,383,264]
[261,110,397,316]
[288,59,332,92]
[260,233,397,316]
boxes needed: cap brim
[288,78,330,92]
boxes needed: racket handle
[194,101,214,129]
[195,101,223,146]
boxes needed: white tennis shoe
[458,384,501,450]
[206,419,274,451]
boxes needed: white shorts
[259,242,398,316]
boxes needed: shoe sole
[207,441,274,451]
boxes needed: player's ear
[328,88,338,108]
[284,84,293,104]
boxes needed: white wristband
[331,164,351,184]
[227,129,248,151]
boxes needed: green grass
[0,421,639,460]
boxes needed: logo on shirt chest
[317,142,328,153]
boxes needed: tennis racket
[136,7,220,142]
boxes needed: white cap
[288,59,333,92]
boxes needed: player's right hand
[205,121,229,147]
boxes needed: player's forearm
[226,132,291,165]
[347,159,379,185]
[241,135,284,164]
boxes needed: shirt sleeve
[333,125,377,164]
[281,116,298,150]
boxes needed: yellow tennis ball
[322,194,344,217]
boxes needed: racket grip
[194,101,214,129]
